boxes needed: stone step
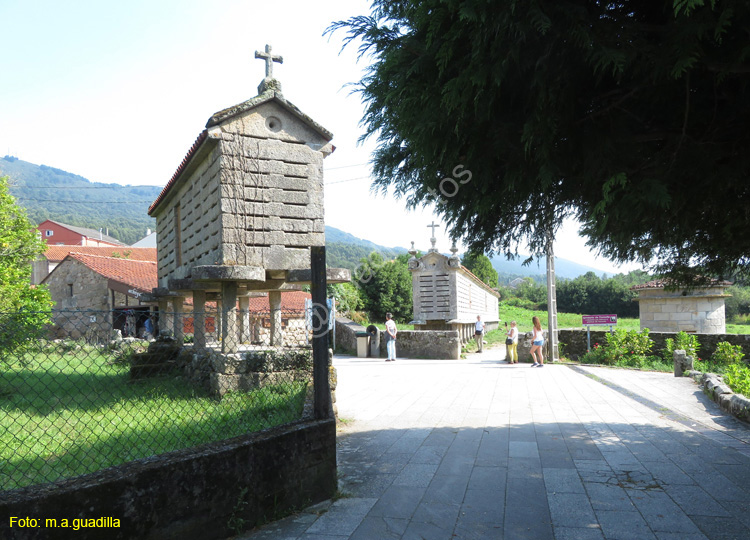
[130,361,177,379]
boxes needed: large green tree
[357,253,413,323]
[329,0,750,282]
[0,176,52,363]
[461,252,498,288]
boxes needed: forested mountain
[0,156,158,245]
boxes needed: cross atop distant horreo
[427,221,439,252]
[255,44,283,79]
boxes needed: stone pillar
[158,298,171,336]
[173,297,184,344]
[221,282,238,354]
[269,291,283,347]
[238,296,250,344]
[193,290,207,351]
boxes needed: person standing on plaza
[530,316,545,367]
[506,320,519,363]
[474,315,486,353]
[385,312,398,362]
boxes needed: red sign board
[582,314,618,325]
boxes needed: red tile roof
[148,130,208,215]
[67,253,158,294]
[246,291,311,314]
[45,246,157,263]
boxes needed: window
[45,230,54,237]
[68,284,73,297]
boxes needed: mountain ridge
[1,156,612,279]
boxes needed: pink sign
[582,314,618,325]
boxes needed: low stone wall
[334,317,363,353]
[688,371,750,422]
[559,329,750,360]
[336,319,462,360]
[0,418,336,540]
[378,330,461,360]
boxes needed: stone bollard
[673,349,694,377]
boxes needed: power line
[12,175,373,204]
[324,162,369,171]
[15,197,153,204]
[324,176,372,185]
[13,185,160,190]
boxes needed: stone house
[632,278,732,334]
[408,245,500,343]
[146,48,348,352]
[42,253,157,339]
[244,290,312,347]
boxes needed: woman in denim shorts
[530,316,545,367]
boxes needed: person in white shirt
[530,316,545,367]
[474,315,485,353]
[385,312,398,362]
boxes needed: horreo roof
[148,89,332,216]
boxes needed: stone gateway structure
[632,279,731,334]
[408,237,500,343]
[147,45,348,352]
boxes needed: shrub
[581,328,656,367]
[711,341,745,366]
[662,331,701,364]
[723,363,750,398]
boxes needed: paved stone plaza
[237,347,750,540]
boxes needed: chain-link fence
[0,308,318,491]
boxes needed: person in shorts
[530,316,545,367]
[506,321,519,363]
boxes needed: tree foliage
[461,252,498,288]
[557,272,639,318]
[329,0,750,282]
[0,176,52,363]
[327,282,364,315]
[356,253,413,323]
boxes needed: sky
[0,0,642,275]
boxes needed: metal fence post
[311,246,331,419]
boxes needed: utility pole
[546,228,559,362]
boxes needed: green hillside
[0,156,159,245]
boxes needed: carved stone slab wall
[636,287,728,334]
[156,145,223,287]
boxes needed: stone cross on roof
[427,221,439,252]
[255,44,283,79]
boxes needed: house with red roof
[32,245,157,284]
[37,219,125,247]
[243,290,312,346]
[42,253,158,339]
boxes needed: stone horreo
[147,45,349,360]
[408,232,500,344]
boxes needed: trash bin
[366,325,380,357]
[355,331,369,358]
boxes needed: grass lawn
[498,304,640,332]
[0,346,307,490]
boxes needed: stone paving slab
[233,350,750,540]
